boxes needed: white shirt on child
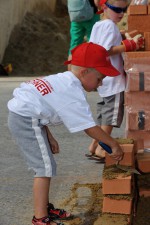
[89,19,126,97]
[8,72,96,133]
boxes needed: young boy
[88,0,144,160]
[8,42,123,225]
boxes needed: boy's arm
[45,126,59,154]
[108,34,144,56]
[84,125,123,161]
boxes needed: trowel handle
[99,141,112,154]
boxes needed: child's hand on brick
[122,33,144,51]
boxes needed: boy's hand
[122,33,144,51]
[48,138,59,154]
[99,141,123,161]
[110,145,124,161]
[45,126,59,154]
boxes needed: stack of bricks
[101,140,136,225]
[123,2,150,223]
[124,4,150,176]
[97,4,150,225]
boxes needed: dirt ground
[2,2,70,76]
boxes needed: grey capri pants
[8,111,56,177]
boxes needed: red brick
[102,174,132,194]
[126,71,150,92]
[128,15,150,32]
[105,144,135,167]
[139,188,150,197]
[124,51,150,72]
[148,5,150,15]
[134,139,144,153]
[102,197,133,214]
[137,152,150,173]
[125,109,150,131]
[127,5,147,15]
[144,32,150,51]
[126,130,150,148]
[125,92,150,110]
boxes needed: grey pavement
[0,77,125,225]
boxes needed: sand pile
[2,3,70,76]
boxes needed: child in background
[67,0,100,70]
[88,0,144,161]
[7,42,123,225]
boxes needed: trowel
[99,141,141,175]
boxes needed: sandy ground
[2,3,70,76]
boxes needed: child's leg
[88,92,124,157]
[33,177,50,218]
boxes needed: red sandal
[47,203,74,220]
[32,216,64,225]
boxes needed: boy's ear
[79,68,88,77]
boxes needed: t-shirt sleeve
[57,101,96,133]
[90,21,117,50]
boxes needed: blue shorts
[68,14,100,55]
[8,111,56,177]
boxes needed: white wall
[0,0,57,62]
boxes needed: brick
[125,92,150,110]
[148,5,150,15]
[144,32,150,51]
[126,71,150,92]
[102,174,132,194]
[121,30,143,41]
[139,188,150,197]
[126,130,150,148]
[105,144,135,167]
[127,30,143,38]
[127,5,148,15]
[125,109,150,131]
[128,15,150,32]
[134,139,144,153]
[102,196,133,214]
[137,152,150,173]
[123,51,150,72]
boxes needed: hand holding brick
[122,34,144,51]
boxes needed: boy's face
[79,68,106,92]
[103,1,128,23]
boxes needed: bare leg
[33,177,50,218]
[88,125,113,157]
[33,177,58,225]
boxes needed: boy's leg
[88,92,124,157]
[33,177,50,218]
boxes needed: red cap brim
[64,60,72,65]
[95,66,120,77]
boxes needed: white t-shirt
[90,19,126,97]
[8,72,96,133]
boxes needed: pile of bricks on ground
[99,4,150,225]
